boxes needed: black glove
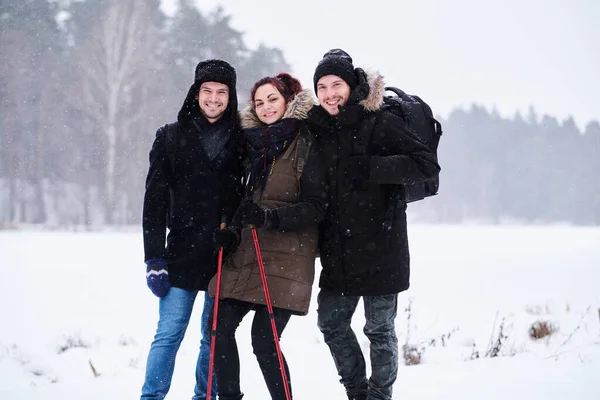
[347,68,370,105]
[238,200,279,229]
[213,227,241,254]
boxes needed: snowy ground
[1,224,599,399]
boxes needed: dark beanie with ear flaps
[313,48,359,93]
[177,59,238,123]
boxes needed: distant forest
[412,106,600,225]
[1,0,599,227]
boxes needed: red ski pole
[206,222,226,400]
[251,227,291,400]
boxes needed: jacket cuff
[145,258,168,268]
[263,209,280,230]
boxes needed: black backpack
[383,87,442,202]
[354,87,442,230]
[357,87,442,203]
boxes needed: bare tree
[1,29,39,222]
[72,0,162,224]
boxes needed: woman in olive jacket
[208,73,327,400]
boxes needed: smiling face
[197,81,229,123]
[316,75,351,117]
[253,83,286,125]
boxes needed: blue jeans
[141,289,218,400]
[317,289,398,400]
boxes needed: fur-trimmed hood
[358,70,385,112]
[240,89,314,130]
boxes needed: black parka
[308,71,440,296]
[142,82,244,291]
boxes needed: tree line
[412,106,600,225]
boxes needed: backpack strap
[293,128,313,184]
[163,122,178,229]
[354,113,377,155]
[164,122,178,177]
[355,112,403,231]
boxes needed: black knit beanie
[313,49,358,93]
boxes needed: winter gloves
[146,258,171,297]
[237,200,265,227]
[347,67,370,106]
[213,226,241,255]
[237,200,279,229]
[211,201,279,259]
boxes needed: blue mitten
[146,258,171,297]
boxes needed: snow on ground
[1,224,599,399]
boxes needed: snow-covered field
[1,224,599,400]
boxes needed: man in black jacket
[141,59,243,400]
[308,49,440,400]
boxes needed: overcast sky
[162,0,599,130]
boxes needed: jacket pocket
[342,227,394,276]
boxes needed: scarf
[244,118,300,197]
[190,107,231,161]
[192,116,231,161]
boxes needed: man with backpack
[307,49,440,400]
[141,59,244,400]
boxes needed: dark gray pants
[317,289,398,400]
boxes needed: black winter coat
[308,71,440,296]
[143,100,244,291]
